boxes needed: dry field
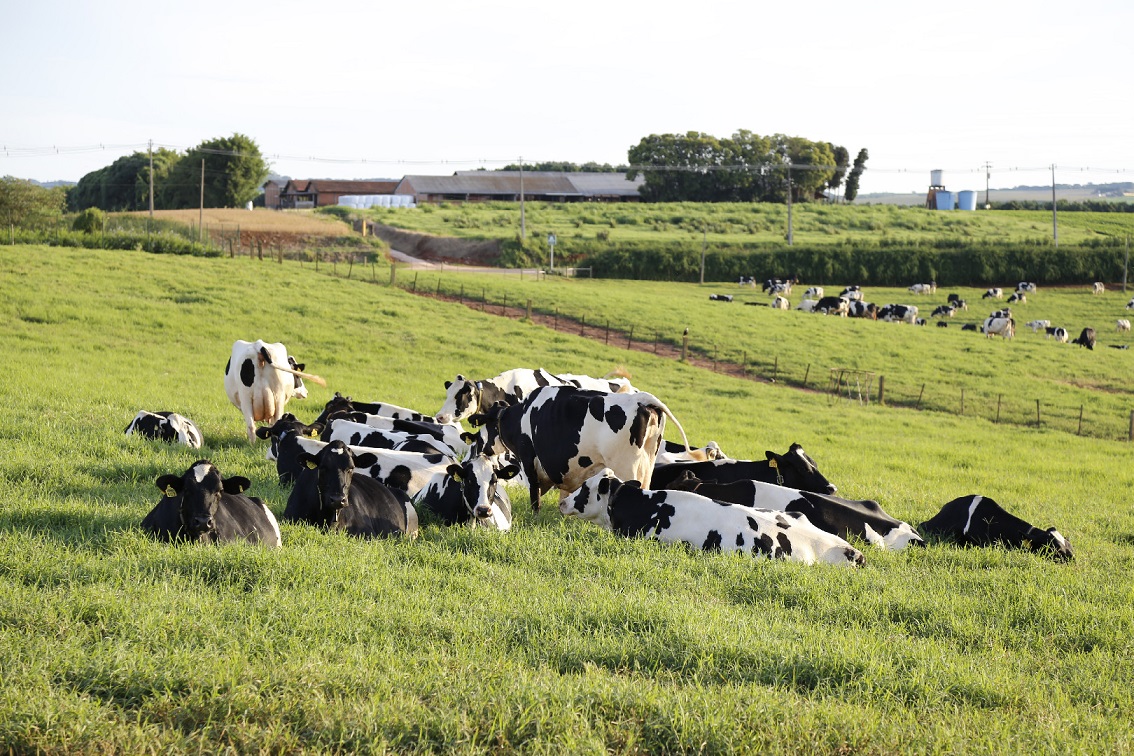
[119,207,353,235]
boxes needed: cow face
[155,461,249,542]
[1032,528,1074,561]
[436,375,480,425]
[766,443,836,495]
[288,356,309,399]
[255,413,323,461]
[449,456,519,530]
[297,441,377,523]
[560,468,623,529]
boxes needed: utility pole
[700,226,706,285]
[519,157,526,241]
[148,139,154,249]
[1124,236,1129,294]
[983,161,992,209]
[1051,164,1058,249]
[199,158,205,242]
[786,162,794,246]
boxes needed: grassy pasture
[2,246,1134,753]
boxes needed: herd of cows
[123,339,1076,566]
[728,276,1131,348]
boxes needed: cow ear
[623,480,642,489]
[468,413,485,427]
[254,426,273,439]
[308,422,325,437]
[297,452,318,469]
[348,412,367,423]
[223,476,250,494]
[764,451,779,467]
[294,363,305,372]
[446,464,464,480]
[497,464,520,480]
[155,474,181,497]
[444,381,452,389]
[513,386,524,400]
[460,432,478,444]
[353,452,378,469]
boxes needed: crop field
[2,245,1134,753]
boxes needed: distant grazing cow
[414,455,519,531]
[803,286,824,298]
[846,301,878,319]
[1045,326,1069,343]
[988,307,1012,320]
[814,296,850,316]
[1117,319,1131,333]
[738,275,756,287]
[709,294,734,302]
[936,321,948,328]
[224,340,319,443]
[1071,327,1096,350]
[1006,292,1027,305]
[931,304,957,318]
[982,287,1003,300]
[285,441,419,537]
[474,386,690,511]
[878,304,919,324]
[142,460,281,547]
[772,295,789,310]
[668,472,924,550]
[946,293,968,310]
[908,282,936,295]
[1016,282,1038,294]
[1025,319,1050,333]
[560,469,865,566]
[983,317,1015,339]
[125,411,203,448]
[1092,281,1105,295]
[1126,298,1134,309]
[796,299,818,313]
[652,443,837,495]
[919,494,1072,561]
[961,323,979,332]
[839,285,862,301]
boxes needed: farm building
[274,179,400,209]
[393,172,643,204]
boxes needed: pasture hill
[1,243,1133,753]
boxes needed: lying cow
[125,410,203,448]
[771,295,789,310]
[803,286,824,298]
[709,294,734,302]
[918,494,1072,561]
[560,469,865,566]
[326,412,468,457]
[142,460,281,547]
[651,443,837,495]
[847,301,878,319]
[323,418,458,457]
[655,439,725,465]
[284,441,419,538]
[224,339,321,443]
[668,472,923,550]
[314,392,435,426]
[475,386,690,511]
[414,455,519,531]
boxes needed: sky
[3,0,1132,196]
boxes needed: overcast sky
[3,0,1131,195]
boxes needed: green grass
[2,245,1134,753]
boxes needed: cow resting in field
[224,340,323,443]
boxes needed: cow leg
[237,393,257,444]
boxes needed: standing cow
[225,340,320,443]
[1071,327,1096,350]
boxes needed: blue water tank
[957,190,977,211]
[935,190,954,210]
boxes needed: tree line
[626,131,868,204]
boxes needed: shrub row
[1,228,220,256]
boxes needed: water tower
[925,170,953,210]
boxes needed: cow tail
[640,393,691,452]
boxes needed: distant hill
[857,182,1134,206]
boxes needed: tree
[826,144,850,200]
[627,132,725,202]
[844,148,869,203]
[164,133,269,209]
[0,176,66,228]
[67,148,179,212]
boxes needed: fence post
[502,293,507,315]
[654,332,659,354]
[526,299,532,320]
[996,394,1002,423]
[460,284,464,304]
[803,363,810,387]
[773,355,778,383]
[605,320,610,345]
[1036,399,1041,426]
[436,275,442,295]
[742,351,747,375]
[961,388,965,416]
[681,328,689,361]
[627,326,634,350]
[713,346,717,372]
[916,384,925,410]
[390,264,396,285]
[411,272,418,292]
[347,256,353,278]
[580,316,586,336]
[482,288,486,312]
[1129,410,1133,441]
[1078,406,1084,435]
[878,375,885,406]
[553,307,558,329]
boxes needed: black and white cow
[709,294,734,302]
[1126,297,1134,310]
[1071,327,1096,350]
[771,295,790,310]
[847,301,878,319]
[142,460,281,547]
[931,304,957,318]
[324,412,468,457]
[125,410,203,448]
[947,293,968,310]
[560,469,865,566]
[1006,292,1027,305]
[1025,319,1051,333]
[284,441,418,538]
[738,275,756,287]
[983,317,1015,339]
[839,285,863,301]
[878,304,918,324]
[982,287,1004,300]
[254,414,325,485]
[918,494,1072,561]
[803,286,824,298]
[651,443,837,495]
[556,373,636,394]
[313,392,435,426]
[224,340,315,443]
[1017,282,1038,294]
[476,386,690,511]
[1045,326,1069,343]
[414,455,519,531]
[435,368,568,425]
[961,323,979,332]
[814,296,850,316]
[323,418,458,457]
[1092,281,1105,295]
[908,282,936,295]
[668,472,923,550]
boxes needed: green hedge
[577,238,1126,285]
[1,228,220,256]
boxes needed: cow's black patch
[628,407,652,448]
[604,405,627,435]
[240,358,255,388]
[224,357,230,375]
[776,532,793,556]
[703,530,723,551]
[573,482,590,513]
[736,532,745,547]
[578,456,593,468]
[383,465,413,492]
[588,396,605,423]
[350,432,362,446]
[534,371,551,387]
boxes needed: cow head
[436,375,480,425]
[313,392,356,425]
[255,413,324,461]
[296,441,377,524]
[560,468,626,529]
[1029,528,1074,561]
[765,443,837,495]
[287,356,309,399]
[447,456,520,530]
[155,461,250,543]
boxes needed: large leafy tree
[844,148,869,203]
[0,176,66,228]
[67,148,179,212]
[163,133,269,209]
[826,144,850,199]
[627,132,726,202]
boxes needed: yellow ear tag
[165,486,177,498]
[768,459,778,469]
[307,429,319,437]
[306,460,318,469]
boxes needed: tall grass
[2,245,1133,753]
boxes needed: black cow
[814,295,849,316]
[142,460,281,546]
[651,443,837,495]
[919,494,1072,561]
[1071,327,1096,350]
[668,472,923,549]
[961,323,979,332]
[284,441,418,537]
[125,410,203,448]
